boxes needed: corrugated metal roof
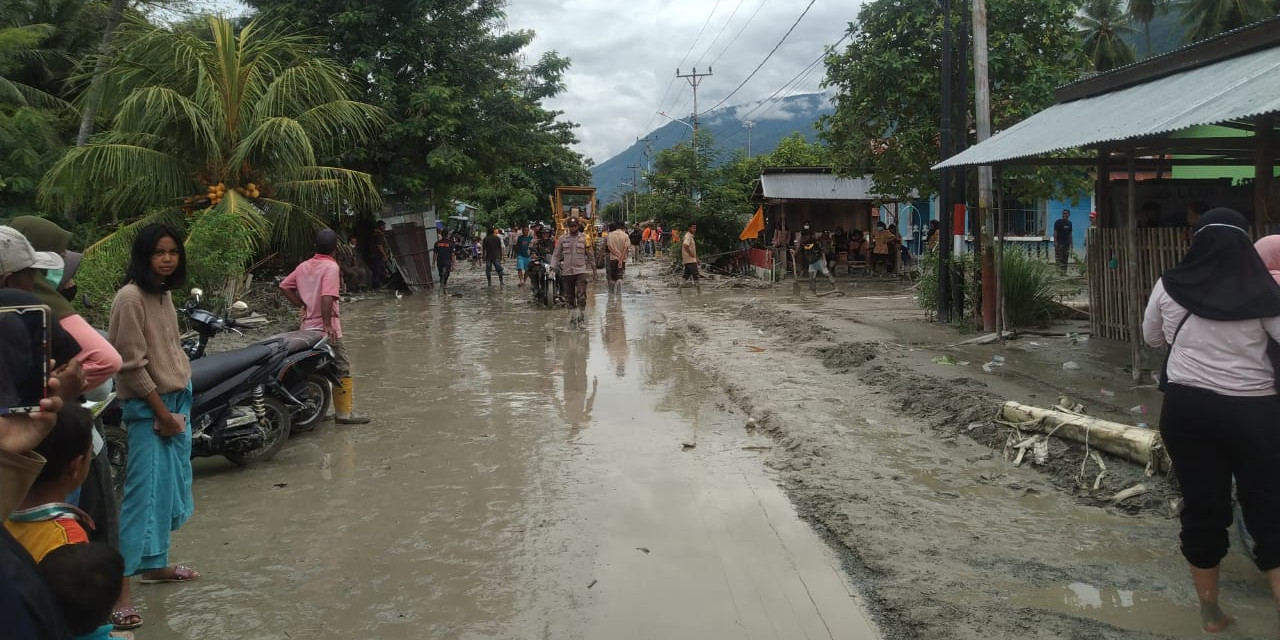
[934,46,1280,169]
[759,173,878,200]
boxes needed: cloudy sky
[504,0,860,163]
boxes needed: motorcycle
[181,290,336,432]
[528,257,560,307]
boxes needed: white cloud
[506,0,859,162]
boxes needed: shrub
[1000,247,1057,327]
[185,208,254,298]
[915,249,979,322]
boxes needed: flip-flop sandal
[139,564,200,584]
[111,606,143,630]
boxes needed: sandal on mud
[138,564,200,584]
[111,606,143,630]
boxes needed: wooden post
[1258,114,1275,227]
[1126,155,1141,382]
[1095,147,1109,227]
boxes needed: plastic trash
[1099,388,1115,398]
[991,355,1006,364]
[1062,361,1081,371]
[1129,404,1147,415]
[1136,422,1150,429]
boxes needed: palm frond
[39,143,194,214]
[229,116,317,174]
[294,100,388,156]
[112,85,220,155]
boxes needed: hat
[0,226,63,276]
[59,251,82,288]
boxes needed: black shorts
[607,259,625,281]
[683,263,699,280]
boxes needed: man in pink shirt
[280,229,370,424]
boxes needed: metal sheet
[935,46,1280,169]
[760,173,878,200]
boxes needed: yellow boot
[334,377,370,424]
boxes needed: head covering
[0,226,63,275]
[8,216,81,290]
[1161,208,1280,321]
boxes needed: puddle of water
[134,285,878,640]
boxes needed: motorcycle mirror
[231,300,249,313]
[190,287,203,301]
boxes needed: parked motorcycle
[181,290,336,432]
[528,258,559,307]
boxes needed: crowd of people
[774,220,916,281]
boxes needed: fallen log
[999,401,1168,473]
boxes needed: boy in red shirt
[281,229,371,424]
[5,405,95,562]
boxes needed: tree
[1175,0,1274,42]
[1128,0,1166,56]
[820,0,1088,204]
[39,16,387,254]
[1078,0,1139,71]
[244,0,590,209]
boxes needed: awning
[934,46,1280,169]
[756,172,878,200]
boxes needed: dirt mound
[817,342,878,371]
[736,302,833,343]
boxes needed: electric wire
[694,0,749,67]
[707,0,772,68]
[700,0,819,115]
[639,0,724,136]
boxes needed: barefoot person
[681,223,699,284]
[281,229,370,425]
[1144,208,1280,635]
[107,223,199,631]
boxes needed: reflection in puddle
[1061,582,1134,610]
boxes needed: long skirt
[118,384,194,576]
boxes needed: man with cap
[551,217,591,316]
[280,229,370,424]
[1053,209,1073,275]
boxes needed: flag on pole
[739,206,765,240]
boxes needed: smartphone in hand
[0,304,52,415]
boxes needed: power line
[701,0,819,115]
[637,0,725,141]
[708,0,772,68]
[694,0,749,67]
[737,32,847,123]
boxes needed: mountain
[590,92,835,204]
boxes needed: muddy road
[132,272,878,640]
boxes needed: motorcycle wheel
[104,425,128,503]
[290,374,332,431]
[224,396,292,466]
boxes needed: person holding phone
[106,223,198,631]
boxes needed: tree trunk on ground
[1000,401,1168,472]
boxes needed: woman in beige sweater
[106,224,198,630]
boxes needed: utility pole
[973,0,996,333]
[744,121,755,157]
[676,66,712,154]
[937,0,954,324]
[627,164,640,223]
[637,135,656,174]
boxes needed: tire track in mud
[659,301,1188,640]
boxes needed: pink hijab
[1255,235,1280,284]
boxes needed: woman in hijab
[1144,208,1280,634]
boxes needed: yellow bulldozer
[549,186,599,247]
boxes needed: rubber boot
[334,377,370,424]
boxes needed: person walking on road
[1143,208,1280,636]
[515,226,533,287]
[281,229,370,425]
[483,228,505,287]
[107,223,199,631]
[433,233,454,292]
[1054,210,1073,275]
[605,222,630,293]
[369,220,389,288]
[681,224,700,284]
[799,231,836,292]
[551,217,591,317]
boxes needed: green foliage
[185,207,255,293]
[915,250,980,322]
[1174,0,1275,42]
[245,0,591,214]
[1077,0,1138,71]
[999,248,1058,327]
[39,16,387,256]
[819,0,1089,204]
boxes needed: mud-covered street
[131,268,878,640]
[125,266,1277,640]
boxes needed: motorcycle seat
[190,344,277,392]
[258,330,322,354]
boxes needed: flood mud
[661,280,1276,640]
[131,268,878,640]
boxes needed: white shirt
[1143,278,1280,396]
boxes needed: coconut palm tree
[1076,0,1139,72]
[39,15,387,254]
[1128,0,1166,56]
[1175,0,1275,42]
